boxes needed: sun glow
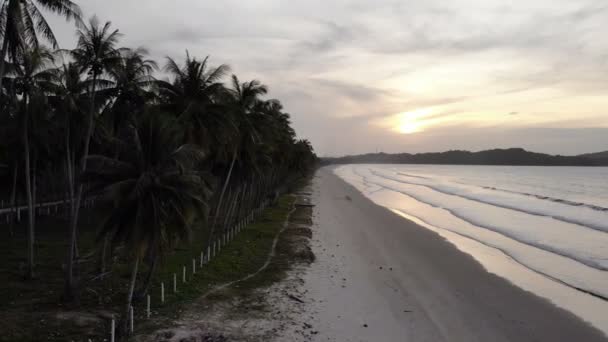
[395,108,434,134]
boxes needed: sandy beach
[278,167,607,342]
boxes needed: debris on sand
[287,294,305,303]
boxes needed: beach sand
[278,167,607,342]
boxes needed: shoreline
[277,167,607,341]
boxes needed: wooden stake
[110,317,115,342]
[146,295,151,318]
[129,305,134,333]
[161,282,165,303]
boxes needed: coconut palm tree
[69,15,122,173]
[64,16,122,300]
[47,62,92,297]
[208,75,268,241]
[104,47,157,135]
[0,0,82,79]
[83,113,211,336]
[7,46,55,278]
[157,52,234,152]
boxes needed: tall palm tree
[104,47,157,135]
[0,0,82,79]
[83,113,211,336]
[48,62,88,207]
[47,62,90,295]
[157,52,233,152]
[70,16,122,173]
[7,46,55,278]
[209,75,268,241]
[64,16,122,300]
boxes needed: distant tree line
[322,148,607,166]
[0,0,317,336]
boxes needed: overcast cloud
[48,0,608,156]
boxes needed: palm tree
[104,47,157,135]
[0,0,82,79]
[83,113,211,336]
[47,62,91,296]
[7,46,55,278]
[157,52,233,151]
[64,16,122,300]
[208,75,268,242]
[69,16,122,173]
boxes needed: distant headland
[321,148,608,166]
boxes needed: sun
[398,120,424,134]
[395,108,433,134]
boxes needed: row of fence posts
[0,197,97,223]
[107,199,270,341]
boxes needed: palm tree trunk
[22,95,35,279]
[135,252,157,300]
[237,182,249,221]
[222,189,237,234]
[99,236,109,276]
[64,117,78,301]
[32,153,37,226]
[123,256,140,336]
[208,147,237,247]
[66,72,98,300]
[9,163,18,236]
[227,187,242,230]
[0,33,9,80]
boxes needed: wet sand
[279,168,607,342]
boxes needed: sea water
[335,164,608,332]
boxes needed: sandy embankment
[278,168,607,342]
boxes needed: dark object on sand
[288,294,305,303]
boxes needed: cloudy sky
[49,0,608,156]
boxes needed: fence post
[206,247,210,264]
[146,294,151,318]
[129,305,134,334]
[161,282,165,303]
[182,266,186,283]
[173,273,177,293]
[110,317,115,342]
[200,251,204,267]
[192,258,196,274]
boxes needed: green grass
[134,195,296,331]
[0,194,299,341]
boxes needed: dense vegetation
[322,148,607,166]
[0,1,317,338]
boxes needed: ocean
[335,164,608,329]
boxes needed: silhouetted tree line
[322,148,606,166]
[0,0,317,336]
